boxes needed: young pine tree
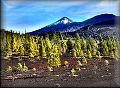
[87,50,92,59]
[66,39,74,53]
[12,34,18,52]
[71,48,76,57]
[45,37,52,52]
[39,38,46,58]
[19,44,25,56]
[29,37,35,58]
[47,44,61,67]
[81,37,87,52]
[82,56,87,65]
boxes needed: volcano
[29,14,119,38]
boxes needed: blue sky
[2,0,119,33]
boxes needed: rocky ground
[1,56,120,87]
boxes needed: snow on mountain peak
[52,17,73,25]
[63,17,69,24]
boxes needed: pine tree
[60,40,67,53]
[71,68,76,76]
[6,66,12,72]
[74,39,83,57]
[77,60,82,66]
[19,44,25,56]
[59,32,64,40]
[1,31,7,56]
[47,44,61,67]
[89,36,98,56]
[23,63,28,72]
[64,61,69,67]
[66,39,74,53]
[75,33,80,40]
[32,67,37,73]
[29,37,35,58]
[71,48,76,57]
[60,33,67,53]
[112,38,119,58]
[1,30,13,57]
[6,36,12,56]
[34,35,39,57]
[104,40,109,56]
[17,62,23,72]
[16,34,21,53]
[98,33,103,42]
[87,50,92,59]
[81,37,87,52]
[104,60,109,65]
[99,40,109,56]
[52,32,59,43]
[79,50,84,57]
[96,51,102,60]
[87,43,92,52]
[12,34,18,52]
[92,48,97,56]
[45,37,52,51]
[39,37,46,57]
[82,56,87,65]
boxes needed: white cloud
[2,0,22,9]
[98,0,119,7]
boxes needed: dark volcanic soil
[1,56,120,87]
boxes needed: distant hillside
[29,14,119,38]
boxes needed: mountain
[52,17,73,25]
[29,14,119,38]
[29,17,76,35]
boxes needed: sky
[1,0,120,33]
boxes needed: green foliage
[1,30,119,67]
[64,61,69,67]
[47,66,53,72]
[19,44,25,56]
[39,37,46,57]
[82,57,87,65]
[23,63,28,72]
[45,37,52,51]
[92,48,97,56]
[66,39,74,53]
[6,66,12,71]
[89,36,98,49]
[17,62,23,71]
[99,40,109,55]
[104,60,109,65]
[87,43,92,52]
[23,41,30,52]
[71,48,76,57]
[74,39,83,57]
[87,50,92,59]
[29,37,35,57]
[47,44,61,67]
[77,60,82,66]
[12,34,18,52]
[60,40,67,53]
[96,51,102,59]
[81,37,87,51]
[32,67,37,72]
[52,32,60,43]
[59,32,64,40]
[2,33,12,57]
[75,33,80,40]
[71,68,76,76]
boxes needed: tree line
[0,29,119,67]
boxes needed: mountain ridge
[29,14,118,38]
